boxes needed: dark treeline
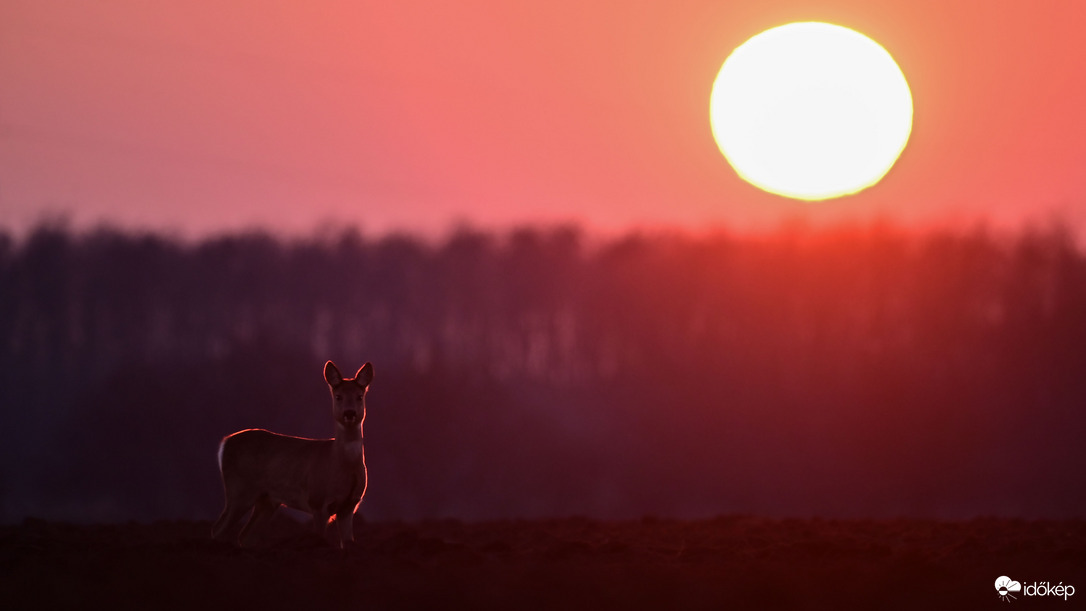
[2,222,1085,523]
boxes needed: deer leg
[238,497,278,547]
[335,508,356,548]
[311,507,332,542]
[212,499,251,541]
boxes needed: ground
[2,515,1083,609]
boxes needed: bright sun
[710,22,913,201]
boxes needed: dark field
[2,516,1083,610]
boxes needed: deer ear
[355,362,374,387]
[324,361,343,387]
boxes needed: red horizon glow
[2,1,1086,238]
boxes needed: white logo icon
[996,576,1022,602]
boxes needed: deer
[212,361,373,548]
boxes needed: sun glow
[710,22,913,201]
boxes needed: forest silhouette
[1,221,1084,523]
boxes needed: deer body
[212,361,373,548]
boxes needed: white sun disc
[710,22,913,200]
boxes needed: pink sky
[2,0,1086,238]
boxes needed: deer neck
[334,422,364,463]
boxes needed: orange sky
[2,0,1086,237]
